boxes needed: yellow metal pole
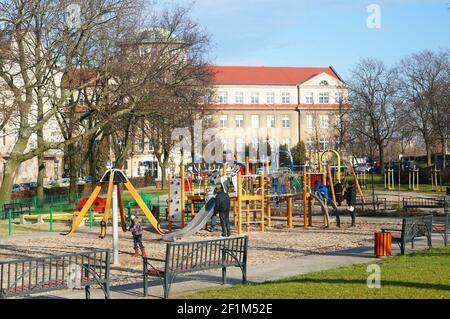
[287,195,293,228]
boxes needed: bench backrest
[0,249,110,298]
[402,215,433,241]
[403,197,444,209]
[164,236,248,274]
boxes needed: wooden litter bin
[374,231,392,257]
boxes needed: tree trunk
[425,141,432,167]
[36,154,45,205]
[0,136,29,203]
[88,137,97,190]
[68,143,78,202]
[378,143,385,175]
[442,138,446,169]
[159,158,169,190]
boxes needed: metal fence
[402,197,445,211]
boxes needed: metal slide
[309,193,330,227]
[163,198,216,242]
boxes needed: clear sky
[156,0,450,80]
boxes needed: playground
[0,149,448,299]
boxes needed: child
[129,214,146,257]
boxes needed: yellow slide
[123,181,164,235]
[66,184,102,237]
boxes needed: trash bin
[374,231,392,257]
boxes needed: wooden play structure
[408,168,420,191]
[66,169,164,237]
[431,167,443,192]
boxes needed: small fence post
[89,207,93,229]
[8,209,12,236]
[34,195,37,210]
[49,206,53,232]
[59,194,62,212]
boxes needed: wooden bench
[382,215,433,255]
[2,202,31,219]
[0,249,110,299]
[143,236,249,299]
[402,197,445,212]
[432,213,449,246]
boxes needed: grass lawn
[183,246,450,299]
[350,173,447,195]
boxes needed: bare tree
[348,58,401,174]
[399,50,449,167]
[0,0,142,203]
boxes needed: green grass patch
[182,246,450,299]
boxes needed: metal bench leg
[143,275,148,297]
[163,276,169,299]
[242,265,247,284]
[103,282,110,299]
[85,285,91,299]
[222,267,227,285]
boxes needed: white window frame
[219,115,228,128]
[320,137,329,150]
[251,92,260,104]
[319,115,329,128]
[319,92,330,104]
[266,92,275,104]
[335,92,343,104]
[306,114,313,129]
[282,115,290,128]
[235,92,244,104]
[305,92,314,104]
[266,115,275,128]
[251,115,260,128]
[218,91,228,104]
[281,92,291,104]
[235,115,244,128]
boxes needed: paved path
[25,233,446,299]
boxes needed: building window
[235,115,244,128]
[306,137,314,150]
[305,92,314,104]
[266,92,275,104]
[235,92,244,104]
[320,80,329,86]
[335,115,342,129]
[281,92,291,104]
[219,115,228,128]
[251,92,260,104]
[218,91,228,104]
[335,92,343,104]
[267,115,275,128]
[320,137,329,150]
[306,115,313,129]
[282,115,290,128]
[204,114,212,128]
[251,115,260,128]
[319,92,329,104]
[319,115,329,128]
[0,130,5,146]
[78,92,86,105]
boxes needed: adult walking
[214,185,231,237]
[334,180,357,228]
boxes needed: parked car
[354,163,371,173]
[59,178,70,187]
[12,184,26,192]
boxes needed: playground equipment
[66,169,163,237]
[319,150,341,184]
[357,171,367,189]
[384,167,395,190]
[408,168,420,191]
[431,167,443,192]
[76,196,106,212]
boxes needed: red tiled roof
[210,66,341,85]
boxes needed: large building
[121,65,349,180]
[209,65,348,161]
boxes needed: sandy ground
[0,216,400,287]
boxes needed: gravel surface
[0,216,400,287]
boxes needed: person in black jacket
[214,185,231,237]
[344,180,357,227]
